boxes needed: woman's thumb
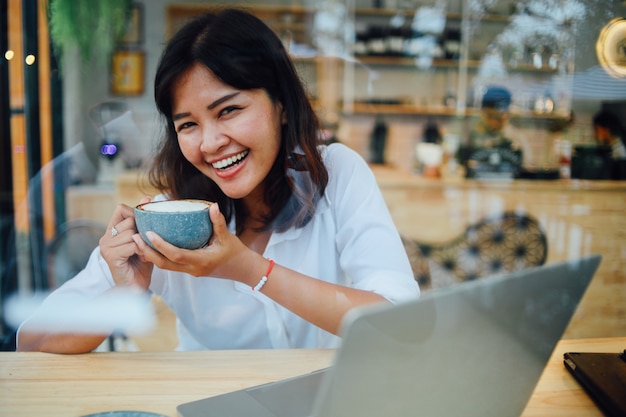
[209,203,226,235]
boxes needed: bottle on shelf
[442,28,461,60]
[369,115,388,164]
[555,139,572,179]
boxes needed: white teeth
[212,150,249,169]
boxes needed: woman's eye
[176,121,195,132]
[219,105,241,117]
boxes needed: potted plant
[46,0,132,64]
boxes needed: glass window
[2,0,625,351]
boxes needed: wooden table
[0,338,623,417]
[522,337,624,416]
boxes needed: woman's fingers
[94,200,156,290]
[104,216,137,248]
[136,233,203,275]
[209,203,225,231]
[107,203,136,228]
[107,197,151,239]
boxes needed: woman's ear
[281,106,287,124]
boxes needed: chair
[400,235,431,289]
[403,212,548,290]
[45,218,106,290]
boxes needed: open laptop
[177,255,601,417]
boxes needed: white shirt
[19,143,419,350]
[611,138,626,159]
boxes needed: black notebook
[563,350,626,417]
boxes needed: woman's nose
[200,126,229,154]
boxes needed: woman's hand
[99,197,155,290]
[132,203,261,284]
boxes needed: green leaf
[48,0,132,64]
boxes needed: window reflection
[1,0,625,351]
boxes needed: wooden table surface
[0,348,334,417]
[521,337,624,416]
[1,337,623,417]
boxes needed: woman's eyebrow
[172,92,240,122]
[208,92,240,110]
[172,112,190,122]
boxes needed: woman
[17,8,419,353]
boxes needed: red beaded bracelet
[252,258,274,291]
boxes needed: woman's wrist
[252,258,274,291]
[230,250,270,288]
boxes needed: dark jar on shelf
[443,28,461,60]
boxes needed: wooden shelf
[347,102,570,121]
[355,56,461,68]
[291,56,345,63]
[351,56,558,74]
[354,8,510,23]
[348,102,465,116]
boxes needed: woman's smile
[211,150,250,180]
[172,63,284,200]
[211,149,250,170]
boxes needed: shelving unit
[344,4,571,121]
[165,3,572,124]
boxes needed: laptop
[564,350,626,417]
[177,255,601,417]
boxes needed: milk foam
[141,200,209,212]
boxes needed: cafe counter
[370,165,626,339]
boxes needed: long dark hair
[149,8,328,233]
[593,110,624,138]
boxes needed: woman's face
[171,63,284,201]
[594,125,611,145]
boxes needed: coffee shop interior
[1,0,625,356]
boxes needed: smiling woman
[170,64,283,202]
[15,8,419,354]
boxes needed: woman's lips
[211,150,249,179]
[211,149,249,170]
